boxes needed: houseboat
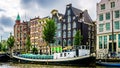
[12,45,95,66]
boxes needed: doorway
[109,42,116,52]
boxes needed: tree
[7,33,15,55]
[26,35,31,53]
[42,19,57,54]
[43,19,57,44]
[32,47,38,54]
[0,42,2,51]
[1,41,8,52]
[74,30,83,46]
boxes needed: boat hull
[96,62,120,67]
[13,55,95,66]
[0,53,10,62]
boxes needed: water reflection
[0,63,82,68]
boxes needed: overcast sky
[0,0,100,40]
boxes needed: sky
[0,0,100,40]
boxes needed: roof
[16,14,20,20]
[71,7,93,23]
[71,7,82,15]
[58,13,64,17]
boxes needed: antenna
[25,12,27,21]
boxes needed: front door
[109,43,116,52]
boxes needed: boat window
[82,46,84,49]
[64,53,66,57]
[86,46,88,49]
[60,53,62,57]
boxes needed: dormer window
[101,4,105,10]
[111,2,115,8]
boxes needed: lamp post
[111,10,114,54]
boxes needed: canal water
[0,62,119,68]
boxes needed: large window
[68,39,71,45]
[109,34,116,40]
[101,4,105,10]
[68,23,71,29]
[99,24,104,32]
[68,31,71,37]
[73,30,76,36]
[114,21,119,30]
[63,24,66,30]
[73,22,76,28]
[54,17,58,23]
[111,2,115,8]
[104,36,107,49]
[99,14,103,21]
[115,10,119,18]
[63,31,66,38]
[118,34,120,48]
[67,9,71,15]
[106,23,110,31]
[63,39,66,46]
[57,23,61,29]
[58,31,61,37]
[99,36,102,49]
[68,16,71,22]
[106,12,110,20]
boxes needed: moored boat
[12,45,95,66]
[96,61,120,67]
[0,53,10,62]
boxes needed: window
[115,10,119,18]
[68,23,71,29]
[73,22,76,28]
[106,23,110,31]
[73,30,76,36]
[106,12,110,20]
[118,34,120,48]
[68,16,71,22]
[68,39,71,45]
[99,24,104,32]
[68,31,71,37]
[58,39,61,45]
[101,4,105,10]
[57,23,61,29]
[109,34,116,40]
[99,36,102,49]
[58,31,61,37]
[54,17,57,23]
[67,9,71,15]
[114,21,119,29]
[111,2,115,8]
[63,24,66,30]
[64,53,66,56]
[60,53,62,57]
[63,39,66,46]
[63,31,66,38]
[104,36,107,49]
[99,14,103,21]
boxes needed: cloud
[0,0,102,40]
[20,0,62,8]
[0,15,14,27]
[0,15,14,39]
[0,8,5,12]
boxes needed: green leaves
[7,35,15,49]
[74,30,83,46]
[43,19,57,44]
[26,35,31,52]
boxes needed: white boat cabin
[54,45,90,59]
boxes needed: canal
[0,62,119,68]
